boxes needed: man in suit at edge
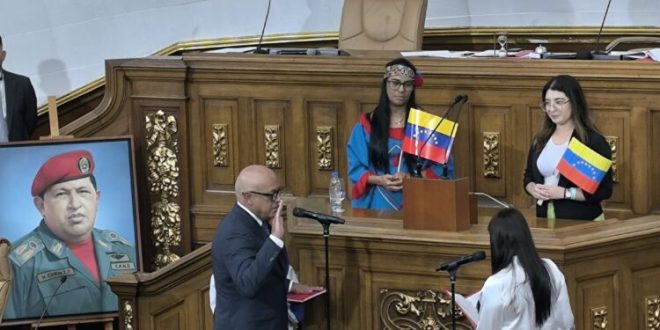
[212,165,320,329]
[0,35,37,142]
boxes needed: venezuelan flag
[557,137,612,194]
[402,108,458,164]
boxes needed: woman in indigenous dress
[347,58,453,210]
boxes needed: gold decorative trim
[647,296,660,330]
[605,136,619,183]
[592,306,608,330]
[483,132,501,178]
[316,126,334,170]
[123,300,135,330]
[265,125,281,169]
[212,123,229,167]
[145,110,181,269]
[379,289,472,329]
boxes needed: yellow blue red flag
[557,137,612,194]
[402,108,458,164]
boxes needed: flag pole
[396,149,404,174]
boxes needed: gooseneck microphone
[253,0,272,54]
[413,95,464,177]
[440,95,468,178]
[35,276,68,329]
[436,251,486,272]
[594,0,613,54]
[576,0,614,59]
[293,207,345,225]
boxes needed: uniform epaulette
[101,230,133,246]
[9,237,45,267]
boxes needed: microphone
[594,0,613,54]
[576,0,613,59]
[293,207,345,225]
[35,276,68,329]
[436,251,486,272]
[440,95,468,178]
[253,0,272,54]
[414,95,464,177]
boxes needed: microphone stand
[321,222,332,330]
[441,96,468,179]
[448,267,458,330]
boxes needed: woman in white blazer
[476,208,574,330]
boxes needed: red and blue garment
[346,113,454,210]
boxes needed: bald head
[235,165,281,221]
[235,165,277,199]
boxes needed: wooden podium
[403,177,473,231]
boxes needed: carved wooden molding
[647,296,660,330]
[316,126,333,170]
[145,110,181,269]
[123,300,135,330]
[605,136,619,183]
[380,289,473,330]
[592,306,608,330]
[483,132,501,178]
[265,125,281,169]
[212,123,229,167]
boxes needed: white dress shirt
[476,257,574,330]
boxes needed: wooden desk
[287,198,660,329]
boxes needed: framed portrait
[0,136,141,324]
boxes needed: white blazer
[476,257,574,330]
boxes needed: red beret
[31,150,95,196]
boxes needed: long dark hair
[533,75,600,153]
[488,208,551,326]
[368,57,419,173]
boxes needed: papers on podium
[287,288,327,303]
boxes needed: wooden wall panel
[575,273,618,330]
[201,97,239,192]
[632,266,660,329]
[472,105,510,198]
[651,110,660,213]
[152,301,186,330]
[591,107,630,207]
[307,101,343,195]
[254,99,289,182]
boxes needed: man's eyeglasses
[540,98,570,110]
[248,189,282,201]
[387,79,415,90]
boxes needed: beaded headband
[384,64,424,88]
[384,64,415,80]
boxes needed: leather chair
[0,238,10,322]
[338,0,428,51]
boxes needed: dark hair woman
[476,208,574,329]
[523,75,613,220]
[347,58,454,210]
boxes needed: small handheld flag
[402,108,458,164]
[557,137,612,194]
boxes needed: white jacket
[476,257,574,330]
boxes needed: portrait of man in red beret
[0,138,139,321]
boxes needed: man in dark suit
[0,35,38,142]
[211,165,297,330]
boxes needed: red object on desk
[287,288,327,303]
